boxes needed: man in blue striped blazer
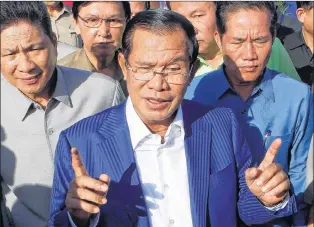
[49,9,297,227]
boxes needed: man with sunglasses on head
[50,9,297,227]
[58,1,130,96]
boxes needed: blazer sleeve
[227,109,298,225]
[48,131,74,227]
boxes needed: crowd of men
[0,1,313,227]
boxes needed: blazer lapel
[95,102,150,227]
[183,101,212,227]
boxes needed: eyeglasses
[125,61,192,85]
[78,15,126,28]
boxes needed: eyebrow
[2,42,45,53]
[134,56,188,65]
[83,14,123,18]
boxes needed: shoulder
[282,32,302,50]
[62,103,124,139]
[182,99,236,127]
[57,49,80,67]
[58,65,120,91]
[57,42,79,61]
[268,68,310,98]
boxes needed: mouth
[94,42,114,47]
[20,74,41,85]
[145,98,172,110]
[241,66,258,72]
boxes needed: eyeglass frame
[124,60,194,85]
[77,15,126,28]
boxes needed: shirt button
[164,184,169,190]
[48,128,54,135]
[169,219,175,225]
[35,105,41,110]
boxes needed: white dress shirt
[126,98,194,227]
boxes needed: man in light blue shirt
[185,2,313,226]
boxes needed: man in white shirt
[50,9,297,227]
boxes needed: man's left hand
[245,139,290,207]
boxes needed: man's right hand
[65,148,110,225]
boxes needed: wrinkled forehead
[1,21,48,47]
[224,8,271,33]
[128,28,190,63]
[78,2,125,18]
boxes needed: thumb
[245,167,261,186]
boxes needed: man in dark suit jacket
[49,9,297,227]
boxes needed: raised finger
[255,163,282,187]
[71,175,109,193]
[261,170,288,194]
[264,180,290,197]
[71,148,88,177]
[69,187,107,205]
[258,138,282,171]
[66,196,100,214]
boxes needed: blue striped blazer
[49,100,297,227]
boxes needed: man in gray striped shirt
[0,2,125,226]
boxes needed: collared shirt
[58,48,128,96]
[185,67,313,226]
[283,31,314,86]
[195,56,222,77]
[1,66,125,227]
[125,98,193,227]
[195,38,301,82]
[49,5,82,48]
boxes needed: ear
[187,58,200,85]
[118,51,128,80]
[296,8,305,23]
[72,18,81,35]
[51,32,58,47]
[214,31,222,51]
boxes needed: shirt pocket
[209,163,235,189]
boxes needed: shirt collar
[210,66,275,102]
[208,66,232,102]
[2,66,72,121]
[52,3,71,20]
[78,49,125,82]
[52,66,72,107]
[126,97,184,150]
[255,68,275,102]
[285,31,305,50]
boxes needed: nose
[16,52,37,73]
[97,20,111,37]
[146,73,169,92]
[242,41,257,61]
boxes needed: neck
[25,70,57,109]
[302,28,314,53]
[143,115,176,144]
[47,3,63,17]
[85,48,118,77]
[225,67,257,101]
[25,71,57,110]
[200,43,223,68]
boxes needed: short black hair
[72,1,131,21]
[166,1,217,10]
[121,9,198,67]
[216,1,278,37]
[0,1,53,41]
[297,1,314,10]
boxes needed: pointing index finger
[71,148,88,177]
[258,138,282,171]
